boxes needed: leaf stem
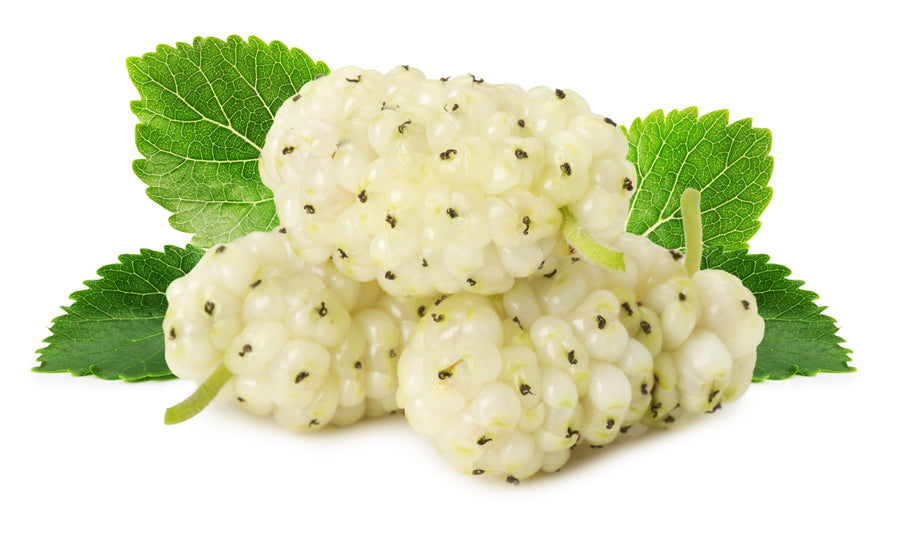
[681,188,702,276]
[560,207,625,271]
[164,363,233,425]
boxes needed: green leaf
[624,108,773,251]
[34,245,205,381]
[701,247,854,381]
[128,35,329,247]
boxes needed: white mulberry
[163,229,419,429]
[396,233,764,481]
[259,65,635,297]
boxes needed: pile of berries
[164,66,764,483]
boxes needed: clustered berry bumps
[164,230,420,429]
[164,66,764,483]
[396,234,764,480]
[259,65,635,297]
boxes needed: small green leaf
[625,108,773,251]
[34,245,205,381]
[128,35,329,247]
[701,247,854,381]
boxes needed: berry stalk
[560,207,625,271]
[164,363,233,425]
[681,188,702,276]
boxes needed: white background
[3,1,897,531]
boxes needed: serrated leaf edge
[33,244,204,381]
[625,107,775,252]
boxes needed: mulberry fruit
[163,229,419,429]
[259,65,635,297]
[396,229,763,481]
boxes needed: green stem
[560,207,625,272]
[164,363,233,425]
[681,188,702,276]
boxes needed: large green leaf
[128,35,328,247]
[625,108,773,251]
[34,245,205,381]
[701,247,854,381]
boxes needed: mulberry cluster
[163,67,765,483]
[163,230,421,429]
[259,65,635,297]
[396,234,764,481]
